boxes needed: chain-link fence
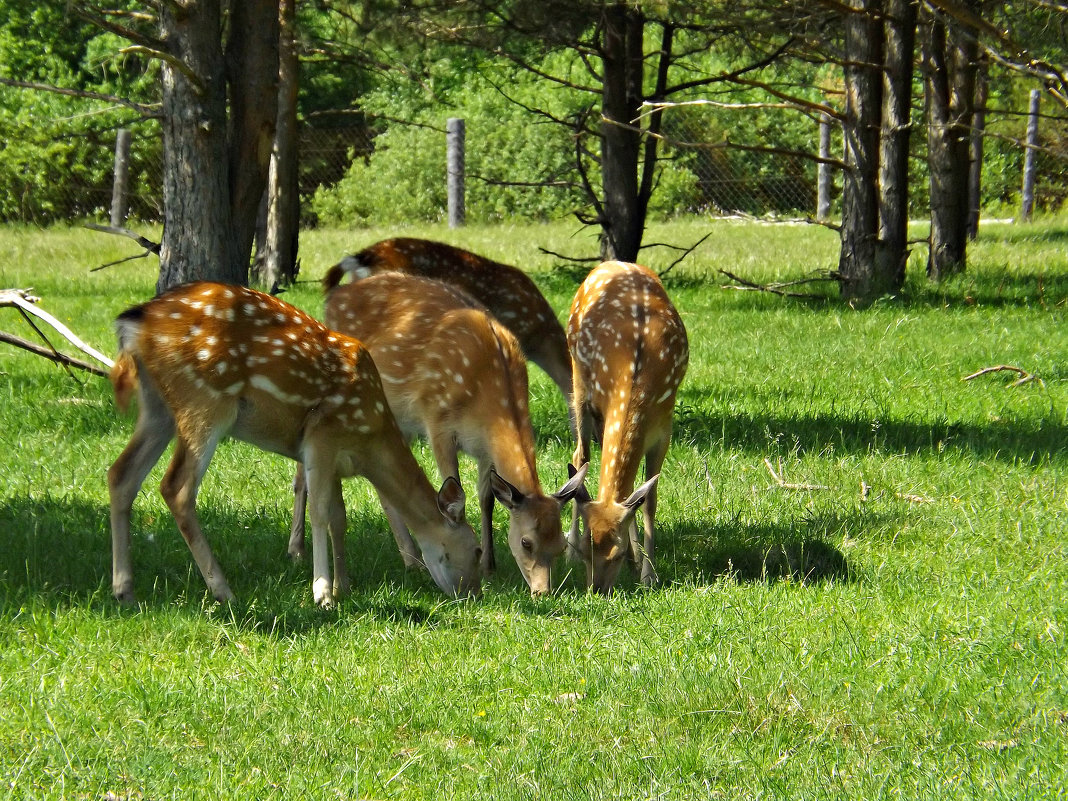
[8,101,1066,226]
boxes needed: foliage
[1,218,1067,797]
[0,0,159,223]
[311,55,591,225]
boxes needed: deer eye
[520,537,534,553]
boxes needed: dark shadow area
[672,397,1067,465]
[0,493,465,628]
[659,516,855,586]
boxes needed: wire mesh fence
[6,102,1066,227]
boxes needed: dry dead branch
[719,269,835,300]
[962,364,1042,388]
[764,458,830,491]
[1,289,114,375]
[0,331,109,377]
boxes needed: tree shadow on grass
[673,398,1067,465]
[0,493,467,629]
[658,515,857,586]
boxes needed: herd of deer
[107,238,689,606]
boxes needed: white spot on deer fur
[244,303,257,315]
[223,382,243,395]
[222,289,234,299]
[197,349,210,362]
[216,361,228,374]
[250,374,306,405]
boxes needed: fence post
[1021,89,1040,222]
[446,118,465,228]
[111,128,132,227]
[817,113,832,221]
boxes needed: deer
[290,268,587,595]
[107,281,482,608]
[566,261,688,594]
[336,238,573,417]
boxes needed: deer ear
[567,463,593,504]
[490,467,525,510]
[436,476,467,524]
[622,473,660,510]
[554,462,589,504]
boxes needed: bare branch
[962,364,1043,387]
[0,290,114,368]
[0,77,158,117]
[764,458,830,491]
[0,331,109,378]
[120,46,204,94]
[719,270,834,300]
[84,224,161,254]
[657,230,715,278]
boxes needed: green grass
[1,217,1066,799]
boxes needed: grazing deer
[291,268,586,595]
[337,238,573,413]
[566,261,688,593]
[107,282,481,607]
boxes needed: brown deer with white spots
[567,261,688,593]
[290,269,587,595]
[107,282,481,607]
[337,238,573,414]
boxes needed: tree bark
[837,0,888,303]
[599,5,645,262]
[157,0,234,293]
[258,0,300,289]
[876,0,918,288]
[923,4,977,281]
[227,0,280,280]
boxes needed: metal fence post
[817,113,833,221]
[111,129,132,226]
[1021,89,1040,222]
[447,118,465,228]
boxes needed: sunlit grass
[0,216,1066,799]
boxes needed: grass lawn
[0,217,1065,799]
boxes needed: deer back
[567,261,689,499]
[337,238,571,395]
[324,272,539,484]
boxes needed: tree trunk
[258,0,300,289]
[157,0,234,293]
[226,0,280,281]
[967,55,988,239]
[837,0,888,304]
[876,0,918,288]
[599,5,645,262]
[923,5,977,281]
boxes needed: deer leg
[638,441,668,587]
[325,475,349,597]
[375,490,424,569]
[108,388,175,605]
[159,431,234,603]
[568,402,594,560]
[303,447,343,608]
[288,465,308,560]
[476,460,496,575]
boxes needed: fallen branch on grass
[764,458,829,491]
[719,270,835,300]
[962,364,1042,388]
[1,288,114,375]
[0,331,109,377]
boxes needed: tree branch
[0,77,159,117]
